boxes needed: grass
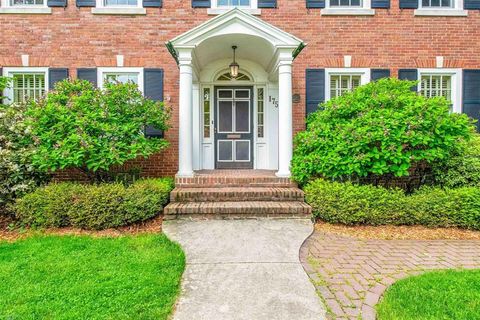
[376,269,480,320]
[0,234,185,320]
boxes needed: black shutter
[77,68,97,87]
[48,68,69,90]
[0,67,3,104]
[144,68,164,138]
[463,70,480,132]
[258,0,276,8]
[192,0,210,7]
[371,69,390,81]
[464,0,480,9]
[306,69,325,116]
[47,0,66,7]
[76,0,95,7]
[372,0,390,8]
[399,0,418,8]
[398,69,418,91]
[143,0,161,7]
[307,0,325,8]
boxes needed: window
[9,0,44,6]
[92,0,145,14]
[203,88,211,139]
[257,88,264,138]
[217,0,250,6]
[330,75,361,98]
[418,69,462,113]
[330,0,362,7]
[217,72,251,82]
[104,0,137,6]
[11,73,46,103]
[421,0,452,7]
[104,73,139,85]
[98,68,144,93]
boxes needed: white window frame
[321,0,375,15]
[417,68,462,114]
[325,68,370,101]
[208,0,261,15]
[414,0,467,16]
[1,67,49,104]
[0,0,51,14]
[92,0,146,15]
[97,67,144,94]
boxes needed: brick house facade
[1,0,480,178]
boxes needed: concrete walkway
[163,219,326,320]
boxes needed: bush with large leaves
[0,77,49,213]
[26,80,170,182]
[292,78,474,185]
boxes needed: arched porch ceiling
[166,8,305,75]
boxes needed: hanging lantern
[229,45,239,79]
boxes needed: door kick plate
[227,134,241,139]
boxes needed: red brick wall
[1,0,479,177]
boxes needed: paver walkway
[163,218,326,320]
[300,231,480,320]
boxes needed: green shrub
[13,178,174,230]
[433,134,480,188]
[305,179,480,230]
[0,76,50,213]
[292,78,474,185]
[26,80,170,182]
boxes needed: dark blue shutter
[48,68,69,90]
[47,0,66,7]
[371,69,390,81]
[258,0,276,8]
[399,0,418,8]
[398,69,418,91]
[77,68,97,87]
[143,0,161,7]
[76,0,95,7]
[307,0,325,8]
[464,0,480,9]
[463,70,480,131]
[144,68,164,138]
[372,0,390,8]
[306,69,325,116]
[192,0,210,7]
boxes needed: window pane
[203,88,210,138]
[235,141,250,161]
[351,0,361,6]
[235,101,250,133]
[330,0,340,5]
[422,0,430,6]
[218,101,233,132]
[430,0,440,6]
[441,0,451,7]
[339,0,350,5]
[218,141,233,161]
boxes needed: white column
[276,60,293,178]
[177,50,194,177]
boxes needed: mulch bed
[315,221,480,240]
[0,215,163,242]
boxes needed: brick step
[170,187,305,202]
[163,201,312,217]
[175,176,297,188]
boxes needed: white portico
[167,8,305,178]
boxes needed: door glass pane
[235,141,250,161]
[218,101,233,132]
[235,90,249,99]
[235,101,250,133]
[218,140,233,161]
[218,90,233,99]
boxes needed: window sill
[91,7,146,15]
[320,8,375,15]
[414,9,468,16]
[207,8,261,15]
[0,7,52,14]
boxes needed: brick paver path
[300,231,480,320]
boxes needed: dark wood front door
[214,86,254,169]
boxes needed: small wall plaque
[292,94,301,104]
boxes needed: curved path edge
[300,230,480,320]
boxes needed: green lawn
[0,234,185,320]
[377,269,480,320]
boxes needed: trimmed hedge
[305,179,480,230]
[13,178,174,230]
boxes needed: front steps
[164,170,312,219]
